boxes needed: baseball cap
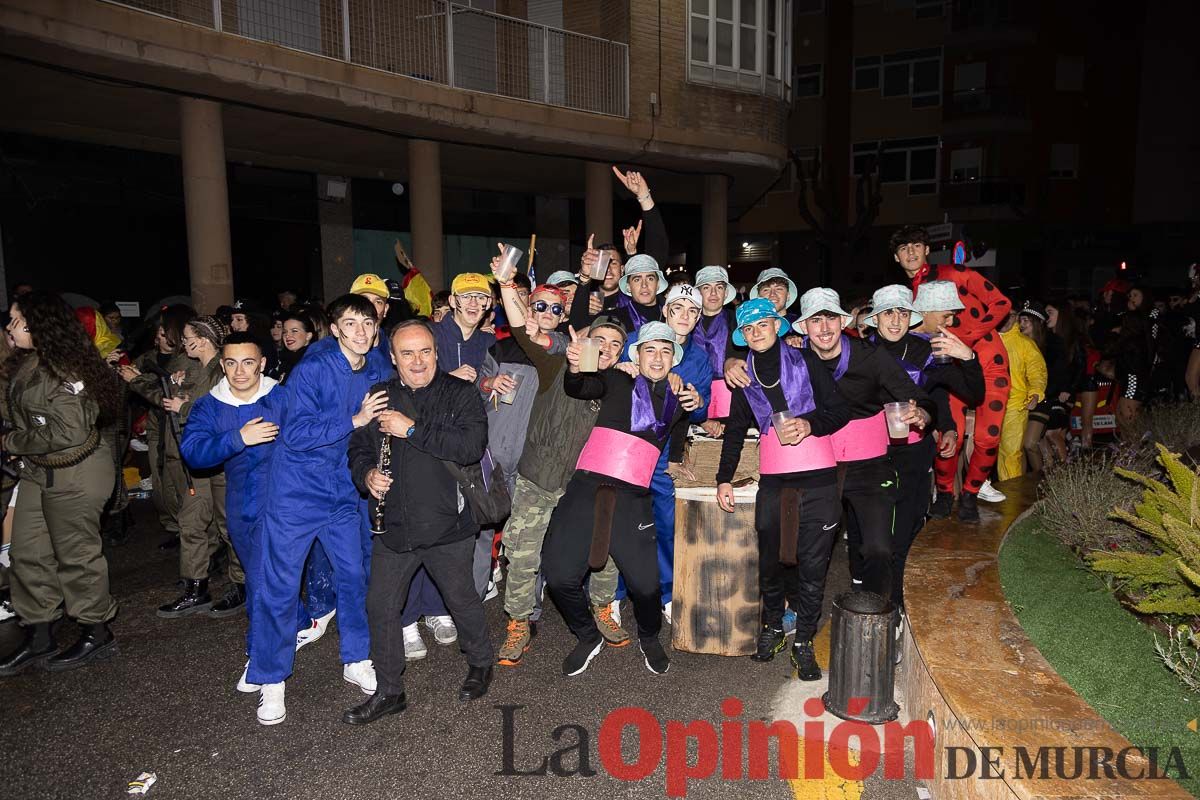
[451,273,494,296]
[350,273,390,300]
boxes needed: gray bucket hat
[796,287,851,325]
[694,265,736,306]
[913,280,966,313]
[750,267,799,310]
[864,284,924,327]
[545,270,580,286]
[618,254,668,296]
[626,320,683,366]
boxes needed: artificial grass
[999,516,1200,796]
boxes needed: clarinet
[370,429,392,536]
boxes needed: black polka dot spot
[984,281,995,291]
[954,264,965,271]
[982,315,993,323]
[993,354,1004,365]
[996,377,1009,388]
[986,425,1000,436]
[950,318,961,327]
[970,308,981,318]
[986,447,998,456]
[969,477,983,486]
[958,286,968,296]
[983,332,993,342]
[989,400,1004,411]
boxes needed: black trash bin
[822,590,899,724]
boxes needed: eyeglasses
[457,294,491,306]
[531,301,564,315]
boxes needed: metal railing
[103,0,629,117]
[946,88,1029,118]
[940,177,1026,207]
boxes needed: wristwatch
[405,424,416,438]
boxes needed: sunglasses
[531,301,564,315]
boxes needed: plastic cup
[577,337,602,372]
[496,244,523,283]
[884,401,910,439]
[771,410,798,445]
[590,248,611,281]
[499,372,524,404]
[931,333,953,365]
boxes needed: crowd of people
[1,165,1197,730]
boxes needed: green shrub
[1037,446,1149,554]
[1145,402,1200,459]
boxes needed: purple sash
[631,375,679,442]
[873,334,934,387]
[617,294,657,334]
[743,344,817,432]
[693,309,731,377]
[805,334,852,380]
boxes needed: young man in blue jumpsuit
[249,294,389,726]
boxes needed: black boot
[209,583,246,619]
[458,665,493,701]
[0,622,56,677]
[46,623,117,672]
[957,491,980,523]
[750,624,786,663]
[791,640,821,681]
[342,691,407,725]
[928,491,953,520]
[157,579,212,619]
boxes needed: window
[949,147,982,182]
[794,63,822,97]
[854,137,940,195]
[689,0,793,97]
[1055,56,1084,91]
[1050,143,1078,179]
[855,48,941,107]
[914,0,944,18]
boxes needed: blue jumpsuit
[248,344,385,684]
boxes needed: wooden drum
[671,484,761,656]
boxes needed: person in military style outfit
[0,291,124,675]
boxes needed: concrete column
[179,98,233,312]
[584,161,613,247]
[408,139,444,289]
[318,175,355,300]
[534,194,571,277]
[702,174,729,267]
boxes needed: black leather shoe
[46,623,117,672]
[0,623,56,677]
[157,579,212,619]
[928,492,953,520]
[957,491,980,523]
[750,625,786,663]
[342,691,407,725]
[209,583,246,619]
[791,640,821,681]
[458,665,493,701]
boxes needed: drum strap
[779,487,800,566]
[589,485,618,569]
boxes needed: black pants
[755,478,840,643]
[367,535,494,696]
[841,456,899,602]
[542,475,661,644]
[888,437,935,607]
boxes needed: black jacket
[348,370,488,552]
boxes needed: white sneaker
[492,563,503,585]
[343,659,376,694]
[402,622,427,660]
[0,599,15,623]
[484,579,499,602]
[237,660,260,693]
[424,615,458,645]
[295,608,336,651]
[257,682,286,726]
[609,600,622,627]
[662,601,672,625]
[130,439,149,453]
[977,479,1006,503]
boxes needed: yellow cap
[451,273,493,296]
[350,273,389,299]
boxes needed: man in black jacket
[343,320,493,725]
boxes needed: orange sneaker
[593,604,630,647]
[497,618,535,666]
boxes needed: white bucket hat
[626,320,684,366]
[618,254,668,296]
[545,270,579,286]
[796,287,851,325]
[750,267,799,310]
[864,285,923,327]
[913,280,966,313]
[694,266,736,306]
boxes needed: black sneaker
[210,583,247,618]
[750,625,786,663]
[562,637,604,677]
[639,637,670,675]
[957,491,980,523]
[928,492,952,520]
[791,640,821,681]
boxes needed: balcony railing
[103,0,630,118]
[940,177,1026,207]
[945,88,1029,118]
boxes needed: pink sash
[830,412,888,462]
[708,379,732,419]
[575,428,660,488]
[904,428,925,445]
[759,428,837,474]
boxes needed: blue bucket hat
[733,297,792,347]
[618,254,668,296]
[626,320,684,366]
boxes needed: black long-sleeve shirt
[716,343,850,485]
[879,334,983,435]
[813,337,936,423]
[568,204,669,332]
